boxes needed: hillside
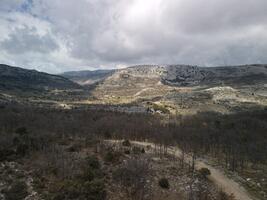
[61,69,115,85]
[162,64,267,86]
[66,64,267,89]
[1,64,266,113]
[86,64,267,114]
[0,64,82,92]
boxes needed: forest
[0,104,267,199]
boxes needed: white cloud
[0,0,267,73]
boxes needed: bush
[132,146,143,154]
[112,167,133,187]
[0,149,16,161]
[48,156,106,200]
[16,144,29,156]
[158,178,169,189]
[141,148,145,153]
[81,168,103,182]
[124,150,130,154]
[83,179,106,200]
[66,144,82,152]
[15,127,28,135]
[86,155,101,169]
[113,158,149,199]
[4,181,28,200]
[122,140,131,147]
[198,167,211,178]
[217,190,236,200]
[104,151,121,163]
[81,156,103,181]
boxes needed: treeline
[168,111,267,172]
[0,104,267,172]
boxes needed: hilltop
[1,64,266,113]
[0,64,81,92]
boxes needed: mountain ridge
[62,64,267,86]
[0,64,82,92]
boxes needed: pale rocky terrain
[1,64,266,115]
[79,65,267,115]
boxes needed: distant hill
[0,64,82,92]
[84,64,267,113]
[1,64,266,113]
[63,64,267,87]
[61,69,115,85]
[162,64,267,86]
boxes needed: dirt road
[107,140,256,200]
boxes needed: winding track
[107,140,256,200]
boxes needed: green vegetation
[42,155,106,200]
[158,178,170,189]
[122,139,131,147]
[112,158,149,199]
[198,168,211,178]
[3,181,28,200]
[104,151,121,163]
[0,104,266,199]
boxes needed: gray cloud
[1,26,58,54]
[0,0,26,11]
[0,0,267,73]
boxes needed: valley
[1,1,267,200]
[0,64,267,200]
[64,64,267,115]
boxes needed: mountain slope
[90,64,267,99]
[162,64,267,86]
[61,69,115,85]
[87,64,267,114]
[65,64,267,88]
[0,64,82,92]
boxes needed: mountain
[63,64,267,87]
[61,69,115,85]
[89,64,267,96]
[0,64,82,92]
[86,64,267,114]
[1,64,266,113]
[162,64,267,86]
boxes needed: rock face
[62,64,267,87]
[0,64,82,91]
[162,65,267,86]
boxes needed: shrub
[15,127,28,136]
[66,144,82,152]
[132,146,142,154]
[141,148,145,153]
[86,155,101,169]
[82,169,103,182]
[16,144,29,156]
[158,178,169,189]
[124,150,130,154]
[0,149,16,161]
[122,140,131,147]
[83,179,106,200]
[113,158,149,199]
[112,167,133,187]
[104,151,121,163]
[81,156,103,182]
[4,181,28,200]
[48,161,106,200]
[198,167,211,178]
[217,190,236,200]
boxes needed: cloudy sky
[0,0,267,73]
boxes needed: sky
[0,0,267,73]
